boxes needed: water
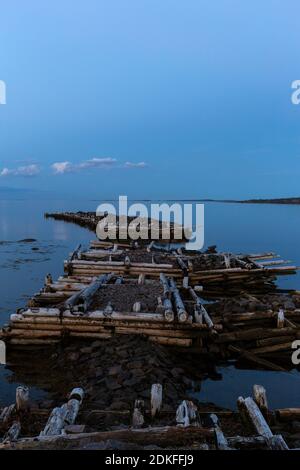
[0,198,300,409]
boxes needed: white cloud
[0,164,40,177]
[52,157,117,174]
[124,161,148,168]
[51,161,73,174]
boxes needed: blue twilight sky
[0,0,300,200]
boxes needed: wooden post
[45,274,53,286]
[253,385,269,420]
[16,386,30,413]
[132,400,145,428]
[176,400,198,427]
[210,414,231,450]
[151,384,163,418]
[3,421,21,442]
[237,396,289,450]
[40,388,84,436]
[277,309,285,329]
[133,302,141,313]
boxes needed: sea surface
[1,198,300,409]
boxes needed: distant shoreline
[200,198,300,205]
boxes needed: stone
[105,378,122,391]
[108,365,122,376]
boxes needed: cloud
[124,161,148,168]
[0,164,40,177]
[52,157,117,174]
[51,161,73,174]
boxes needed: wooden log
[132,400,145,428]
[151,384,162,418]
[0,426,214,449]
[16,386,30,412]
[229,345,286,372]
[40,407,67,436]
[133,302,141,313]
[250,341,292,355]
[70,244,81,261]
[44,273,53,286]
[275,408,300,422]
[65,273,113,311]
[237,397,288,449]
[237,396,272,438]
[169,278,188,322]
[256,335,295,348]
[253,385,268,419]
[0,404,15,425]
[277,309,285,328]
[210,414,231,450]
[9,339,60,346]
[176,400,198,427]
[217,327,297,344]
[149,336,193,347]
[227,435,266,449]
[189,287,214,329]
[225,310,274,322]
[40,388,84,436]
[3,421,21,442]
[265,435,289,450]
[159,273,171,298]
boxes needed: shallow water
[0,198,300,409]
